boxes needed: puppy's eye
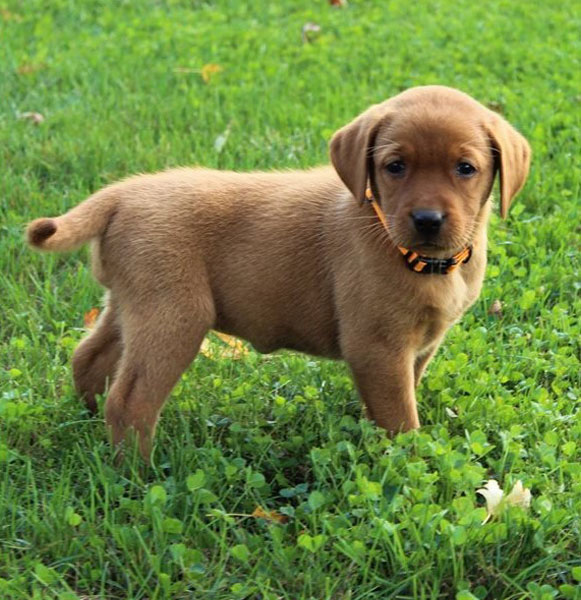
[456,162,477,177]
[386,160,406,176]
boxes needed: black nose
[411,210,445,235]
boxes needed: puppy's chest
[411,278,474,346]
[420,269,475,314]
[414,305,453,349]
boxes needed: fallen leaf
[17,63,46,75]
[488,299,503,318]
[1,8,22,21]
[206,507,288,524]
[504,480,532,509]
[18,112,45,124]
[330,0,348,5]
[214,121,232,153]
[199,337,213,358]
[251,506,289,524]
[84,308,100,329]
[215,331,249,357]
[444,406,458,418]
[201,63,222,84]
[487,100,505,114]
[302,22,321,43]
[476,479,504,523]
[200,331,249,360]
[477,479,531,524]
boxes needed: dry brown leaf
[1,8,22,21]
[488,299,503,318]
[17,63,45,75]
[84,308,100,329]
[19,112,45,124]
[199,338,214,359]
[251,506,289,524]
[201,63,222,84]
[213,331,244,348]
[200,337,220,360]
[200,331,249,360]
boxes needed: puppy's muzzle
[411,209,446,236]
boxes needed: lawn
[1,0,580,598]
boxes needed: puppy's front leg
[346,346,419,435]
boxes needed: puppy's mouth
[394,222,473,256]
[400,236,470,258]
[416,241,441,249]
[413,243,456,258]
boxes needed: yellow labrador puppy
[27,86,530,459]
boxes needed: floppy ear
[330,104,387,204]
[485,114,531,219]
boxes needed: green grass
[1,0,581,598]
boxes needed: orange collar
[365,188,472,275]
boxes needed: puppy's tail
[27,187,119,252]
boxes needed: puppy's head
[330,86,531,255]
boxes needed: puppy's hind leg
[104,292,214,461]
[72,295,122,413]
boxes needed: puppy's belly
[214,313,341,359]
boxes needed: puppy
[27,86,530,459]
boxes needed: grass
[1,0,580,598]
